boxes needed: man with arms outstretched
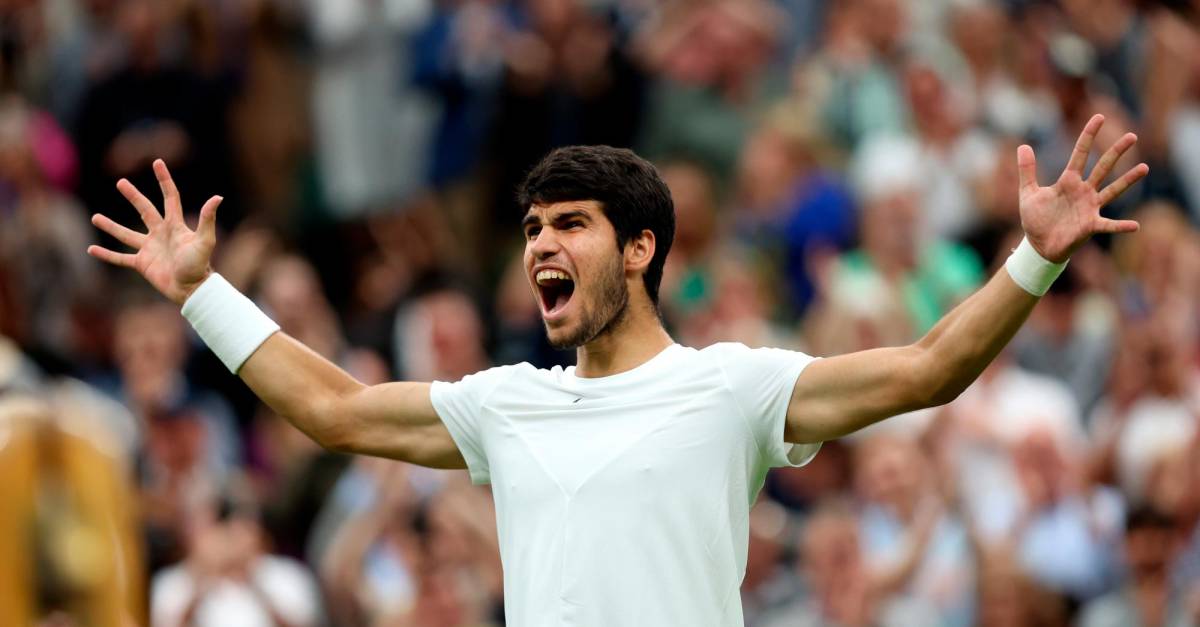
[90,115,1146,627]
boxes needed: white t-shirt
[151,556,321,627]
[430,342,821,627]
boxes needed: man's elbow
[314,422,356,453]
[905,346,966,409]
[925,379,968,408]
[298,395,358,453]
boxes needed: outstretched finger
[154,159,183,221]
[1086,132,1137,188]
[91,213,146,249]
[1017,144,1039,193]
[116,178,161,228]
[197,195,223,242]
[86,245,137,268]
[1097,162,1150,206]
[1093,217,1140,234]
[1066,114,1104,175]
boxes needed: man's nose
[529,228,560,259]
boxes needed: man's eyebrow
[521,210,590,228]
[552,210,589,224]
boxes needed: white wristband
[1004,237,1068,296]
[181,273,279,374]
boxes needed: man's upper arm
[717,343,822,468]
[331,381,468,469]
[785,345,933,443]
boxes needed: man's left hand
[1018,114,1149,263]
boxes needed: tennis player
[89,114,1145,626]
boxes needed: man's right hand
[87,159,223,305]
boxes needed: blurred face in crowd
[659,2,775,88]
[114,302,187,406]
[736,128,807,213]
[1126,523,1173,588]
[0,106,37,188]
[145,409,207,476]
[116,0,170,62]
[1146,449,1199,521]
[905,62,965,136]
[400,289,489,383]
[1013,431,1069,509]
[523,201,631,349]
[426,291,487,377]
[854,434,924,514]
[661,163,715,260]
[950,3,1007,71]
[801,510,862,581]
[855,0,908,55]
[801,507,876,625]
[260,256,326,329]
[186,504,265,578]
[861,189,920,272]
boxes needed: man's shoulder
[439,362,563,399]
[693,341,751,358]
[448,361,541,383]
[695,341,814,364]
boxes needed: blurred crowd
[1,0,1199,625]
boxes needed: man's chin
[543,320,586,350]
[545,329,584,350]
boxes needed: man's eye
[565,221,583,230]
[526,228,540,240]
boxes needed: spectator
[1078,507,1195,627]
[0,97,97,371]
[640,0,785,183]
[793,0,911,151]
[151,487,323,627]
[854,433,976,626]
[732,112,856,316]
[1089,314,1200,504]
[1007,430,1124,600]
[758,499,941,627]
[835,134,984,336]
[75,0,238,228]
[1012,266,1118,415]
[306,0,436,218]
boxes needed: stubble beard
[545,255,629,350]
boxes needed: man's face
[522,200,629,349]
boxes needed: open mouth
[535,269,576,318]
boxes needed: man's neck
[574,305,673,378]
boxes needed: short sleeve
[716,343,822,469]
[430,366,516,485]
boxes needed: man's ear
[625,229,656,272]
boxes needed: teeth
[536,270,572,284]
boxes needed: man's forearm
[237,332,366,449]
[180,273,365,449]
[914,268,1039,406]
[181,274,456,464]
